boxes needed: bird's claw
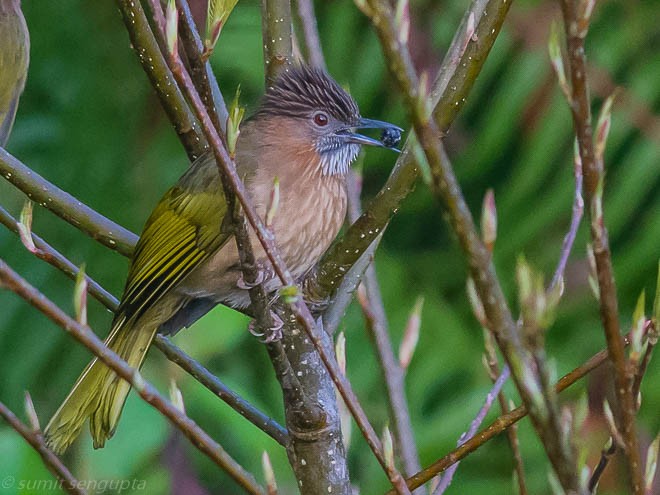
[249,311,284,343]
[236,266,267,290]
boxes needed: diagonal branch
[115,0,207,160]
[0,401,84,495]
[0,149,137,257]
[0,260,265,495]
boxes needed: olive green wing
[116,156,231,323]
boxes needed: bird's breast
[252,168,347,279]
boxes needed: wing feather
[115,156,230,323]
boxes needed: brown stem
[0,260,265,494]
[0,401,84,495]
[558,1,642,492]
[261,0,294,83]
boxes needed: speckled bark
[272,314,351,494]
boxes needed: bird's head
[255,66,401,177]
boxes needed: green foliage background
[0,0,658,493]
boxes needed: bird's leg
[249,300,284,343]
[236,261,273,289]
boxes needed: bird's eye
[313,112,329,127]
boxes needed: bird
[0,0,29,146]
[44,65,401,454]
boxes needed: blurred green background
[0,0,658,493]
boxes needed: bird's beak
[337,118,403,149]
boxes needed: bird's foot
[236,263,270,290]
[249,310,284,343]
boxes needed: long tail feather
[44,319,157,454]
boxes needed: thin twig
[558,2,642,493]
[294,0,325,69]
[0,260,265,495]
[433,366,510,494]
[588,320,656,492]
[176,0,229,133]
[348,172,421,479]
[0,401,84,495]
[0,205,118,311]
[155,335,290,446]
[387,333,634,493]
[483,333,528,495]
[363,0,580,491]
[550,144,584,292]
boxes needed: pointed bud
[335,331,346,375]
[467,277,487,327]
[548,21,571,102]
[603,400,625,448]
[578,0,597,27]
[382,425,395,472]
[516,256,548,329]
[394,0,410,46]
[262,451,278,495]
[17,200,36,253]
[338,394,352,451]
[353,0,373,17]
[24,392,40,431]
[73,264,88,326]
[226,86,245,157]
[165,0,178,59]
[399,296,423,370]
[132,369,146,393]
[169,379,185,414]
[645,433,659,494]
[278,285,300,304]
[595,92,616,165]
[205,0,239,56]
[265,177,280,228]
[481,189,497,252]
[630,291,646,364]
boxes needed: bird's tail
[44,318,157,454]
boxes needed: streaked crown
[258,65,360,124]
